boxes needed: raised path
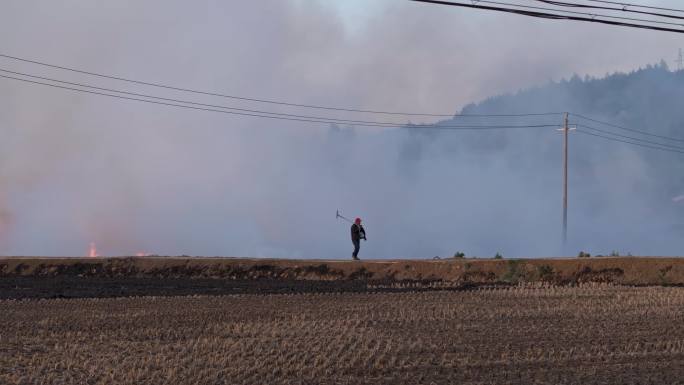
[0,256,681,299]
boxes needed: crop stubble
[1,284,683,384]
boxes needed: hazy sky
[1,0,683,258]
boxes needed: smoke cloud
[0,0,682,257]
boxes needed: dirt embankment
[1,256,683,286]
[1,257,682,299]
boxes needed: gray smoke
[0,0,682,257]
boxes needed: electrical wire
[0,67,431,127]
[0,53,557,119]
[409,0,684,33]
[576,129,684,154]
[5,65,684,156]
[0,69,563,129]
[571,113,684,142]
[0,74,560,131]
[583,0,684,13]
[7,61,684,151]
[534,0,684,21]
[479,0,684,26]
[578,124,684,151]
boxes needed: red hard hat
[355,217,362,224]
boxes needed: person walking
[351,217,366,260]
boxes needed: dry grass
[2,284,684,384]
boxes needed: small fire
[135,252,150,257]
[89,242,98,258]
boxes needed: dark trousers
[352,239,360,258]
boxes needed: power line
[578,124,684,151]
[0,53,555,119]
[571,113,684,142]
[8,63,684,149]
[534,0,684,21]
[0,68,417,127]
[583,0,684,13]
[0,67,563,128]
[0,52,562,118]
[479,0,684,26]
[0,74,559,131]
[5,55,684,150]
[3,68,683,159]
[576,128,684,154]
[409,0,684,33]
[5,56,683,153]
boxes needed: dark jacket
[351,223,366,242]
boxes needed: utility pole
[557,113,574,252]
[676,48,683,71]
[562,112,568,249]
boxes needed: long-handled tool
[335,210,353,224]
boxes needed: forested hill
[391,62,684,256]
[461,61,684,135]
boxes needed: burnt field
[1,256,684,300]
[2,285,684,384]
[0,276,405,299]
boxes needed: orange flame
[135,252,150,257]
[89,242,98,258]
